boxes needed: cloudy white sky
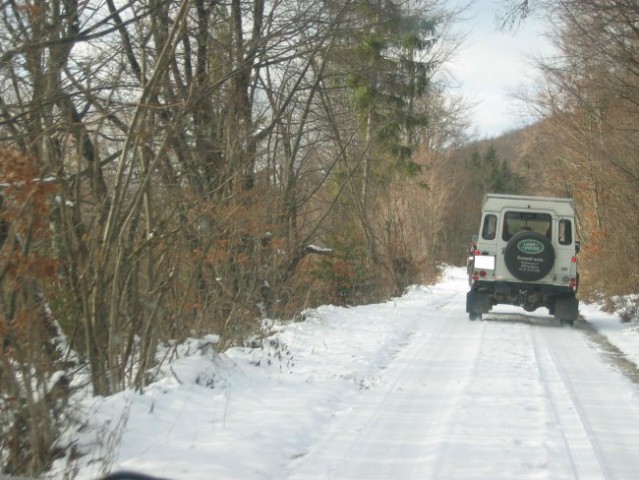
[446,0,555,138]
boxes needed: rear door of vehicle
[495,208,555,283]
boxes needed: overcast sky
[446,0,555,138]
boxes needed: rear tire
[469,313,482,321]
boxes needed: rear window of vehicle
[558,219,572,245]
[482,214,497,240]
[502,211,552,241]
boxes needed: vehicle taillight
[479,270,486,277]
[572,256,577,263]
[569,278,577,289]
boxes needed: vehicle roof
[483,193,575,216]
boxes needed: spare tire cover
[504,230,555,281]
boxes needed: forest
[1,0,639,476]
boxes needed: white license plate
[474,255,495,270]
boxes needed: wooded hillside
[458,0,639,306]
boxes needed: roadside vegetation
[0,0,464,475]
[435,1,639,317]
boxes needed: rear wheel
[469,313,482,321]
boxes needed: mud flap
[554,294,579,322]
[467,291,490,315]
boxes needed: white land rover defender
[466,194,580,325]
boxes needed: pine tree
[468,145,524,196]
[325,0,442,262]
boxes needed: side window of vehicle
[482,214,497,240]
[559,219,572,245]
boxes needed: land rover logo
[517,239,544,255]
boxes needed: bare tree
[519,1,639,296]
[0,0,469,474]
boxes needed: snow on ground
[582,302,639,367]
[50,267,639,480]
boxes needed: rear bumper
[468,280,577,313]
[472,280,573,296]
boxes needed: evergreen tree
[329,0,441,188]
[324,0,442,264]
[468,145,524,196]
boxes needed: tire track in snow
[533,323,639,479]
[426,318,488,479]
[429,318,550,479]
[287,268,639,479]
[286,299,477,479]
[531,327,608,478]
[332,310,461,479]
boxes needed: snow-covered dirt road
[287,279,639,479]
[63,268,639,480]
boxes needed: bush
[0,150,68,476]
